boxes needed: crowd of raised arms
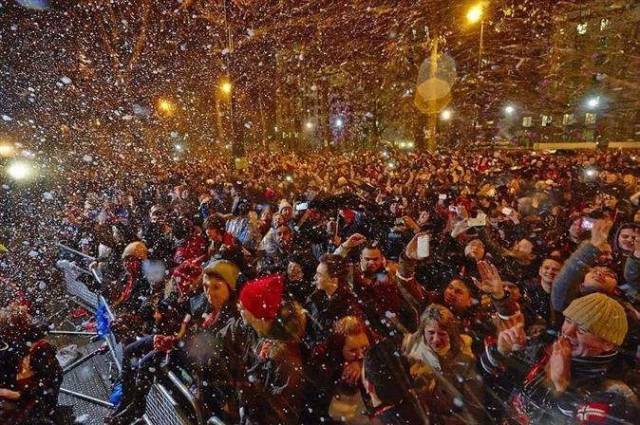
[3,146,640,425]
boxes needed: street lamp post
[222,0,245,162]
[466,4,485,72]
[467,3,486,144]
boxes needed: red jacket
[174,234,207,264]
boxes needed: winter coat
[113,269,149,313]
[522,277,552,327]
[404,338,485,424]
[139,221,175,264]
[173,234,207,264]
[551,241,601,316]
[238,339,304,425]
[0,335,62,423]
[304,285,364,347]
[623,255,640,303]
[351,267,419,337]
[480,338,639,424]
[333,245,424,336]
[302,343,371,425]
[226,216,261,252]
[187,301,247,422]
[612,223,640,286]
[374,400,428,425]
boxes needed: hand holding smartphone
[417,234,430,259]
[581,217,595,231]
[295,202,309,212]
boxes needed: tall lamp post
[466,3,485,73]
[222,0,246,165]
[467,2,485,144]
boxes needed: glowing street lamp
[305,121,315,130]
[467,2,487,142]
[585,167,598,178]
[504,105,515,115]
[7,161,32,180]
[440,109,452,121]
[466,3,484,24]
[586,96,600,109]
[335,117,344,128]
[0,142,16,158]
[220,80,233,95]
[157,98,175,115]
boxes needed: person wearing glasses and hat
[481,292,638,424]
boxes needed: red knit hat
[239,274,284,321]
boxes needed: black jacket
[304,285,363,347]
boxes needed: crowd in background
[2,146,640,424]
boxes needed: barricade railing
[55,242,211,425]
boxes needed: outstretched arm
[551,219,612,312]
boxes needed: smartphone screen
[501,207,513,216]
[581,217,595,230]
[295,202,309,211]
[438,194,447,200]
[467,216,487,227]
[417,235,430,259]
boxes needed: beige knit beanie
[563,293,628,346]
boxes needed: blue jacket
[551,242,601,313]
[623,255,640,302]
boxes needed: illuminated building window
[541,115,552,126]
[522,116,533,127]
[599,36,608,48]
[577,23,588,35]
[600,18,609,31]
[563,113,575,126]
[585,113,597,125]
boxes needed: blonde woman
[403,304,485,424]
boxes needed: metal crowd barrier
[55,243,210,425]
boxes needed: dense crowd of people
[3,146,640,424]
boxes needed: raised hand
[497,324,526,354]
[405,232,429,260]
[343,233,367,249]
[590,219,613,251]
[474,261,505,299]
[548,336,572,393]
